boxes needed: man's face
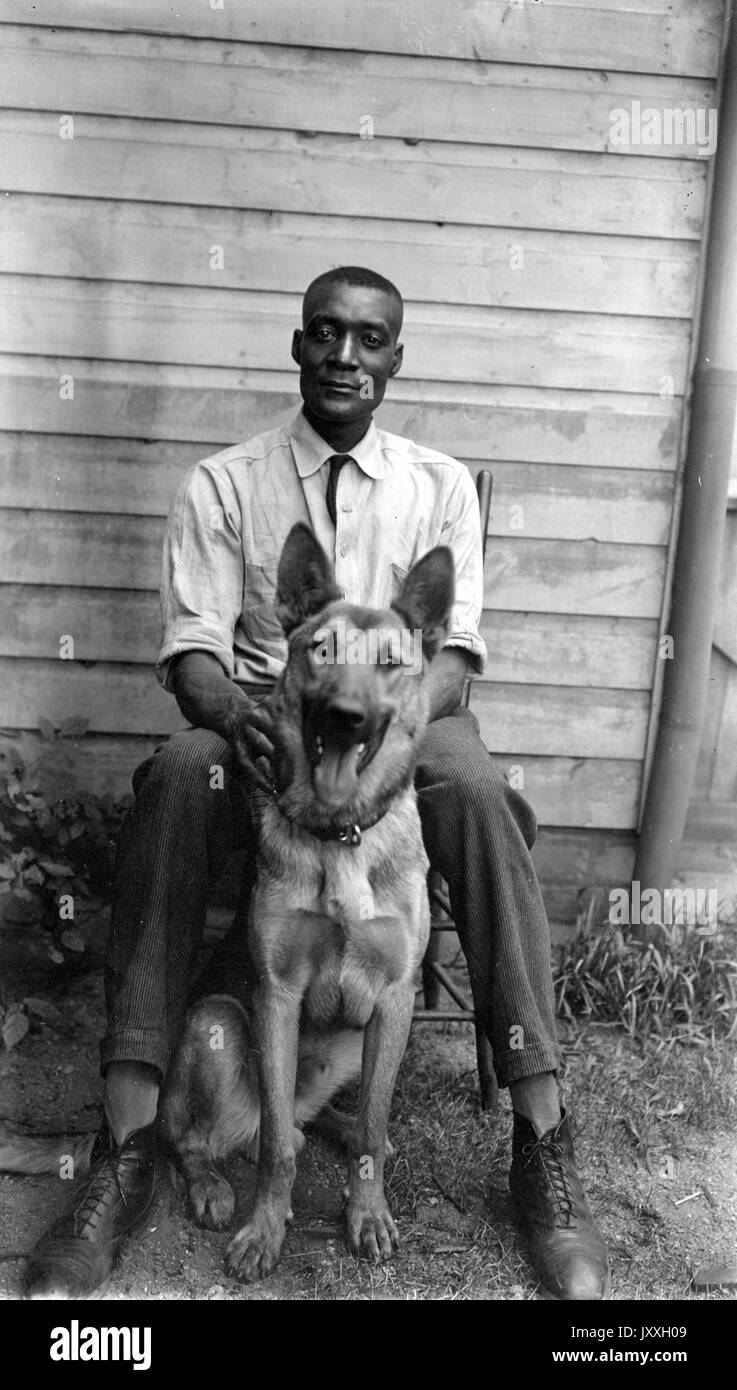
[291,281,403,429]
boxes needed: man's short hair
[302,266,404,332]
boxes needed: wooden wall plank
[0,729,642,830]
[474,462,674,545]
[0,434,675,545]
[475,684,649,759]
[0,658,649,758]
[484,538,665,617]
[0,277,691,394]
[0,511,666,617]
[0,116,707,239]
[0,586,161,666]
[0,1,722,77]
[0,511,164,591]
[0,27,717,158]
[0,196,699,318]
[0,363,683,466]
[0,585,658,691]
[483,613,657,691]
[531,827,635,887]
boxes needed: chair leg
[475,1022,498,1112]
[421,928,441,1009]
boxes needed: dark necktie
[325,454,353,526]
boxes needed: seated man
[25,266,610,1301]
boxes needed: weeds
[553,917,737,1045]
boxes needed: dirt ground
[1,962,735,1302]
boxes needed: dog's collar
[269,787,377,848]
[306,820,363,847]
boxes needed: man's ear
[393,546,455,659]
[291,329,303,366]
[389,342,403,377]
[275,523,342,635]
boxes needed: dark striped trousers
[101,706,560,1088]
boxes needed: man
[25,267,610,1301]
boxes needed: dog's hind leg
[308,1105,396,1158]
[296,1030,358,1151]
[295,1033,395,1156]
[162,995,260,1232]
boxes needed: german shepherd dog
[162,523,455,1282]
[0,524,454,1285]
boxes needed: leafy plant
[0,718,131,1046]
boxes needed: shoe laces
[521,1133,577,1226]
[74,1150,129,1234]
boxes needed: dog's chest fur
[251,795,429,1030]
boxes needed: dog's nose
[325,697,368,734]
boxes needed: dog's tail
[0,1118,95,1175]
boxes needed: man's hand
[169,650,275,792]
[224,700,276,794]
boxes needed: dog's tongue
[313,743,361,807]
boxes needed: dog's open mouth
[305,714,388,809]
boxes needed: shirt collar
[288,409,385,480]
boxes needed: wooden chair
[413,470,498,1111]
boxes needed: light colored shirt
[157,409,487,690]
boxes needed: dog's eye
[310,628,334,667]
[377,628,416,667]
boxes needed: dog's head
[271,523,454,825]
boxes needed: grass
[3,931,736,1300]
[552,915,737,1046]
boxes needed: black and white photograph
[0,0,735,1338]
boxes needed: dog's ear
[275,523,343,635]
[394,546,455,659]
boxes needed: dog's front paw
[345,1195,399,1264]
[224,1206,287,1283]
[188,1169,236,1232]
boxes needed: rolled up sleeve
[440,468,488,675]
[156,462,244,691]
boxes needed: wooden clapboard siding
[0,363,682,467]
[483,539,665,618]
[0,586,658,691]
[0,7,726,890]
[0,657,650,760]
[0,729,641,831]
[0,434,675,544]
[0,26,718,158]
[0,0,722,78]
[0,509,666,619]
[0,116,707,240]
[0,277,692,394]
[0,197,700,319]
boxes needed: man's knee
[132,729,233,805]
[418,712,538,849]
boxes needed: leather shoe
[509,1109,610,1300]
[23,1121,156,1299]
